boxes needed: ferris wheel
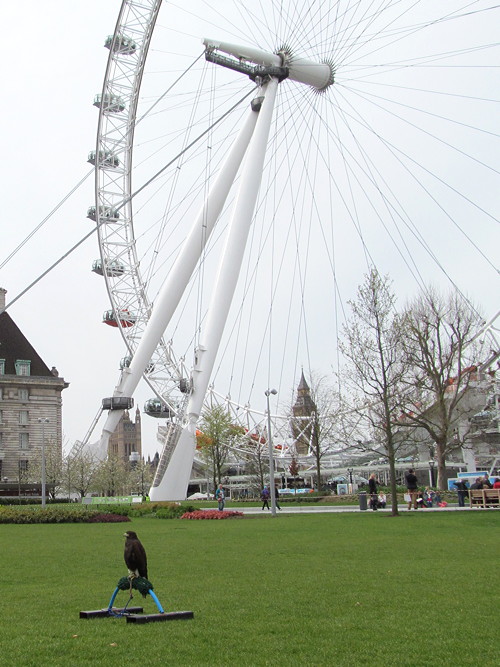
[89,0,500,500]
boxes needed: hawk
[123,530,148,580]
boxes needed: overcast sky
[1,1,499,458]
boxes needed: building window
[0,410,2,424]
[18,388,29,401]
[19,432,29,450]
[19,410,29,425]
[0,359,5,375]
[19,459,29,474]
[15,360,31,376]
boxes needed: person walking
[405,468,419,510]
[274,486,282,510]
[261,486,270,510]
[368,473,378,510]
[215,483,225,511]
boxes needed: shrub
[0,507,130,524]
[156,503,196,519]
[87,513,131,523]
[86,503,134,516]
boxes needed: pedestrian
[377,491,387,509]
[453,479,469,507]
[368,473,378,510]
[405,468,419,510]
[215,483,225,511]
[274,486,282,510]
[261,485,270,510]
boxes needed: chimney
[0,287,6,312]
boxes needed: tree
[302,372,341,491]
[244,434,268,497]
[92,455,128,497]
[339,269,409,516]
[397,287,484,489]
[66,449,98,499]
[289,456,300,492]
[29,438,63,500]
[129,457,154,499]
[197,405,245,491]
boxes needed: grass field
[1,511,498,666]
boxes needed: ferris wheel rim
[93,0,190,420]
[92,0,500,437]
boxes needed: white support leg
[150,78,279,500]
[95,106,260,459]
[188,78,278,420]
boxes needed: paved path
[234,504,486,515]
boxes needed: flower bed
[181,509,244,520]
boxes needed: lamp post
[37,418,49,507]
[265,388,278,517]
[347,467,354,493]
[428,459,435,487]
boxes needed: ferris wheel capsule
[144,398,174,419]
[92,258,125,277]
[104,33,137,55]
[119,355,131,370]
[87,206,120,222]
[93,93,125,114]
[102,396,134,410]
[87,150,119,168]
[103,309,136,328]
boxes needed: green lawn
[1,512,498,666]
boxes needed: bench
[469,488,500,508]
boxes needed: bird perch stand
[79,576,194,624]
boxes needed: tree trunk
[388,456,399,516]
[435,439,447,491]
[315,453,321,492]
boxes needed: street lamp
[347,467,354,492]
[265,388,278,517]
[37,418,49,507]
[428,459,435,487]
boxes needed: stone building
[108,407,142,462]
[0,288,68,487]
[392,357,499,479]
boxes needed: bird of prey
[124,530,148,580]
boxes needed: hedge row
[0,498,75,506]
[0,507,130,524]
[90,502,197,518]
[0,502,197,523]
